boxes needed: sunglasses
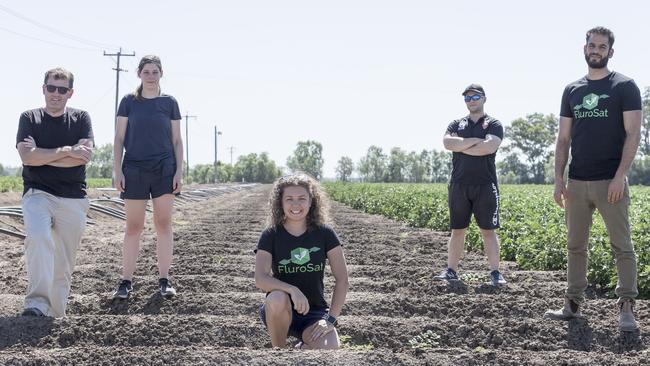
[464,95,482,102]
[45,84,71,94]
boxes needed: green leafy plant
[408,330,440,349]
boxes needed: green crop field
[0,176,111,192]
[324,182,650,298]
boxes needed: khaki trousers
[565,179,638,304]
[22,189,89,317]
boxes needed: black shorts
[120,164,176,200]
[259,303,328,341]
[448,182,500,230]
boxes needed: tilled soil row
[0,184,648,365]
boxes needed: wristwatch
[324,314,338,326]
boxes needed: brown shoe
[619,299,639,332]
[544,298,580,320]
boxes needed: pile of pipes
[0,184,258,239]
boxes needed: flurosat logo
[278,247,323,273]
[573,93,609,118]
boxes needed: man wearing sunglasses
[15,67,94,317]
[434,84,506,287]
[545,27,642,332]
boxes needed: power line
[0,25,98,52]
[183,113,198,179]
[0,4,120,50]
[104,48,136,131]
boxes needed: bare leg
[152,194,175,278]
[301,321,341,350]
[447,228,467,270]
[480,229,500,271]
[265,291,292,348]
[121,200,147,280]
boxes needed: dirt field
[0,184,648,365]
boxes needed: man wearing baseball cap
[434,83,506,286]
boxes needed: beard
[585,53,609,69]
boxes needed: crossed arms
[443,133,502,156]
[17,136,93,167]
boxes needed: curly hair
[267,172,331,229]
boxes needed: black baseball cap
[462,84,485,96]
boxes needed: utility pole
[228,146,236,166]
[103,48,136,130]
[183,113,197,179]
[214,125,222,183]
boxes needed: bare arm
[113,117,128,191]
[443,133,483,152]
[553,116,573,207]
[48,138,94,167]
[607,110,642,203]
[17,136,92,167]
[326,246,349,318]
[171,119,184,193]
[614,110,642,180]
[461,134,503,156]
[113,117,127,174]
[255,249,310,314]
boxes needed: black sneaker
[434,267,459,281]
[490,270,507,286]
[21,307,45,317]
[113,279,133,299]
[159,278,177,298]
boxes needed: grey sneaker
[21,307,45,317]
[113,279,133,299]
[159,278,177,298]
[544,298,580,320]
[490,270,507,286]
[619,300,639,332]
[434,267,459,281]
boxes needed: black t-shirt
[446,115,503,184]
[560,71,642,180]
[117,94,181,171]
[16,108,93,198]
[256,224,341,309]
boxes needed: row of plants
[0,177,111,193]
[323,183,650,298]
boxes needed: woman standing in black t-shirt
[112,55,184,299]
[255,173,349,349]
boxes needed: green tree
[189,164,215,184]
[430,150,451,183]
[629,155,650,185]
[358,145,387,182]
[335,156,354,182]
[405,150,430,183]
[640,87,650,156]
[0,163,5,176]
[387,147,408,182]
[504,113,558,184]
[286,140,324,179]
[216,163,234,182]
[234,152,282,183]
[497,153,529,184]
[86,143,113,178]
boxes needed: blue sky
[1,1,647,177]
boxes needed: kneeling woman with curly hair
[254,173,349,349]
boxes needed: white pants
[22,188,89,317]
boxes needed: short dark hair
[43,67,74,88]
[586,26,615,47]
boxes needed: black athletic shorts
[259,303,328,341]
[120,164,176,200]
[448,182,500,230]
